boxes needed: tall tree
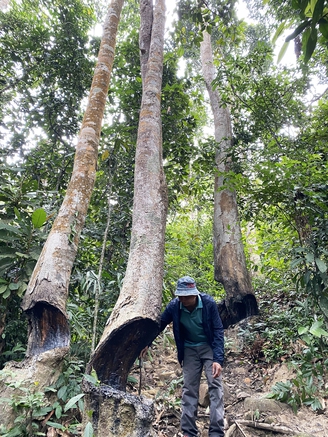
[84,0,167,434]
[0,0,124,428]
[88,0,167,389]
[200,30,258,327]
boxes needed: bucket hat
[175,276,199,296]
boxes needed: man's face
[178,295,198,311]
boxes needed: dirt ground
[128,324,328,437]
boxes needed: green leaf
[33,406,52,416]
[285,20,310,42]
[0,251,17,259]
[309,320,328,337]
[303,27,317,62]
[312,0,325,27]
[305,252,314,263]
[55,404,62,419]
[64,393,85,412]
[0,285,8,294]
[84,422,94,437]
[14,207,21,221]
[277,41,289,64]
[45,421,65,430]
[84,373,98,385]
[302,333,312,345]
[32,208,47,228]
[15,252,29,259]
[0,223,20,234]
[319,18,328,38]
[309,397,323,411]
[177,46,184,57]
[290,257,304,268]
[3,427,22,437]
[298,326,309,335]
[310,0,317,12]
[2,289,11,299]
[318,295,328,319]
[0,259,14,276]
[272,21,288,44]
[127,375,138,384]
[57,385,67,400]
[315,258,327,273]
[17,282,28,297]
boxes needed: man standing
[143,276,224,437]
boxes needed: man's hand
[212,362,222,378]
[139,346,149,359]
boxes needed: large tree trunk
[21,0,124,356]
[200,31,258,328]
[0,0,124,429]
[88,0,166,392]
[84,0,167,434]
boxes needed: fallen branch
[235,420,248,437]
[225,424,237,437]
[236,420,292,434]
[154,408,165,424]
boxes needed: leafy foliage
[164,202,224,304]
[238,285,328,412]
[0,169,51,366]
[0,0,96,160]
[0,358,87,436]
[267,318,328,412]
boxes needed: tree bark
[0,0,124,428]
[20,0,124,356]
[82,380,156,437]
[84,1,166,435]
[87,0,167,391]
[200,31,258,328]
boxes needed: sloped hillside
[128,322,327,437]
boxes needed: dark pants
[181,344,224,437]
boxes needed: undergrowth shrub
[240,283,328,412]
[0,356,86,436]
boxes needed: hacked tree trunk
[21,0,124,356]
[0,0,124,429]
[85,0,167,434]
[200,31,258,328]
[82,380,156,437]
[88,0,167,391]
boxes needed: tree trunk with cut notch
[21,0,124,356]
[200,31,258,328]
[84,0,167,434]
[0,0,124,428]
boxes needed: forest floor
[128,321,328,437]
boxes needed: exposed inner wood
[25,303,70,355]
[88,318,159,391]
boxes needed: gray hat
[175,276,199,296]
